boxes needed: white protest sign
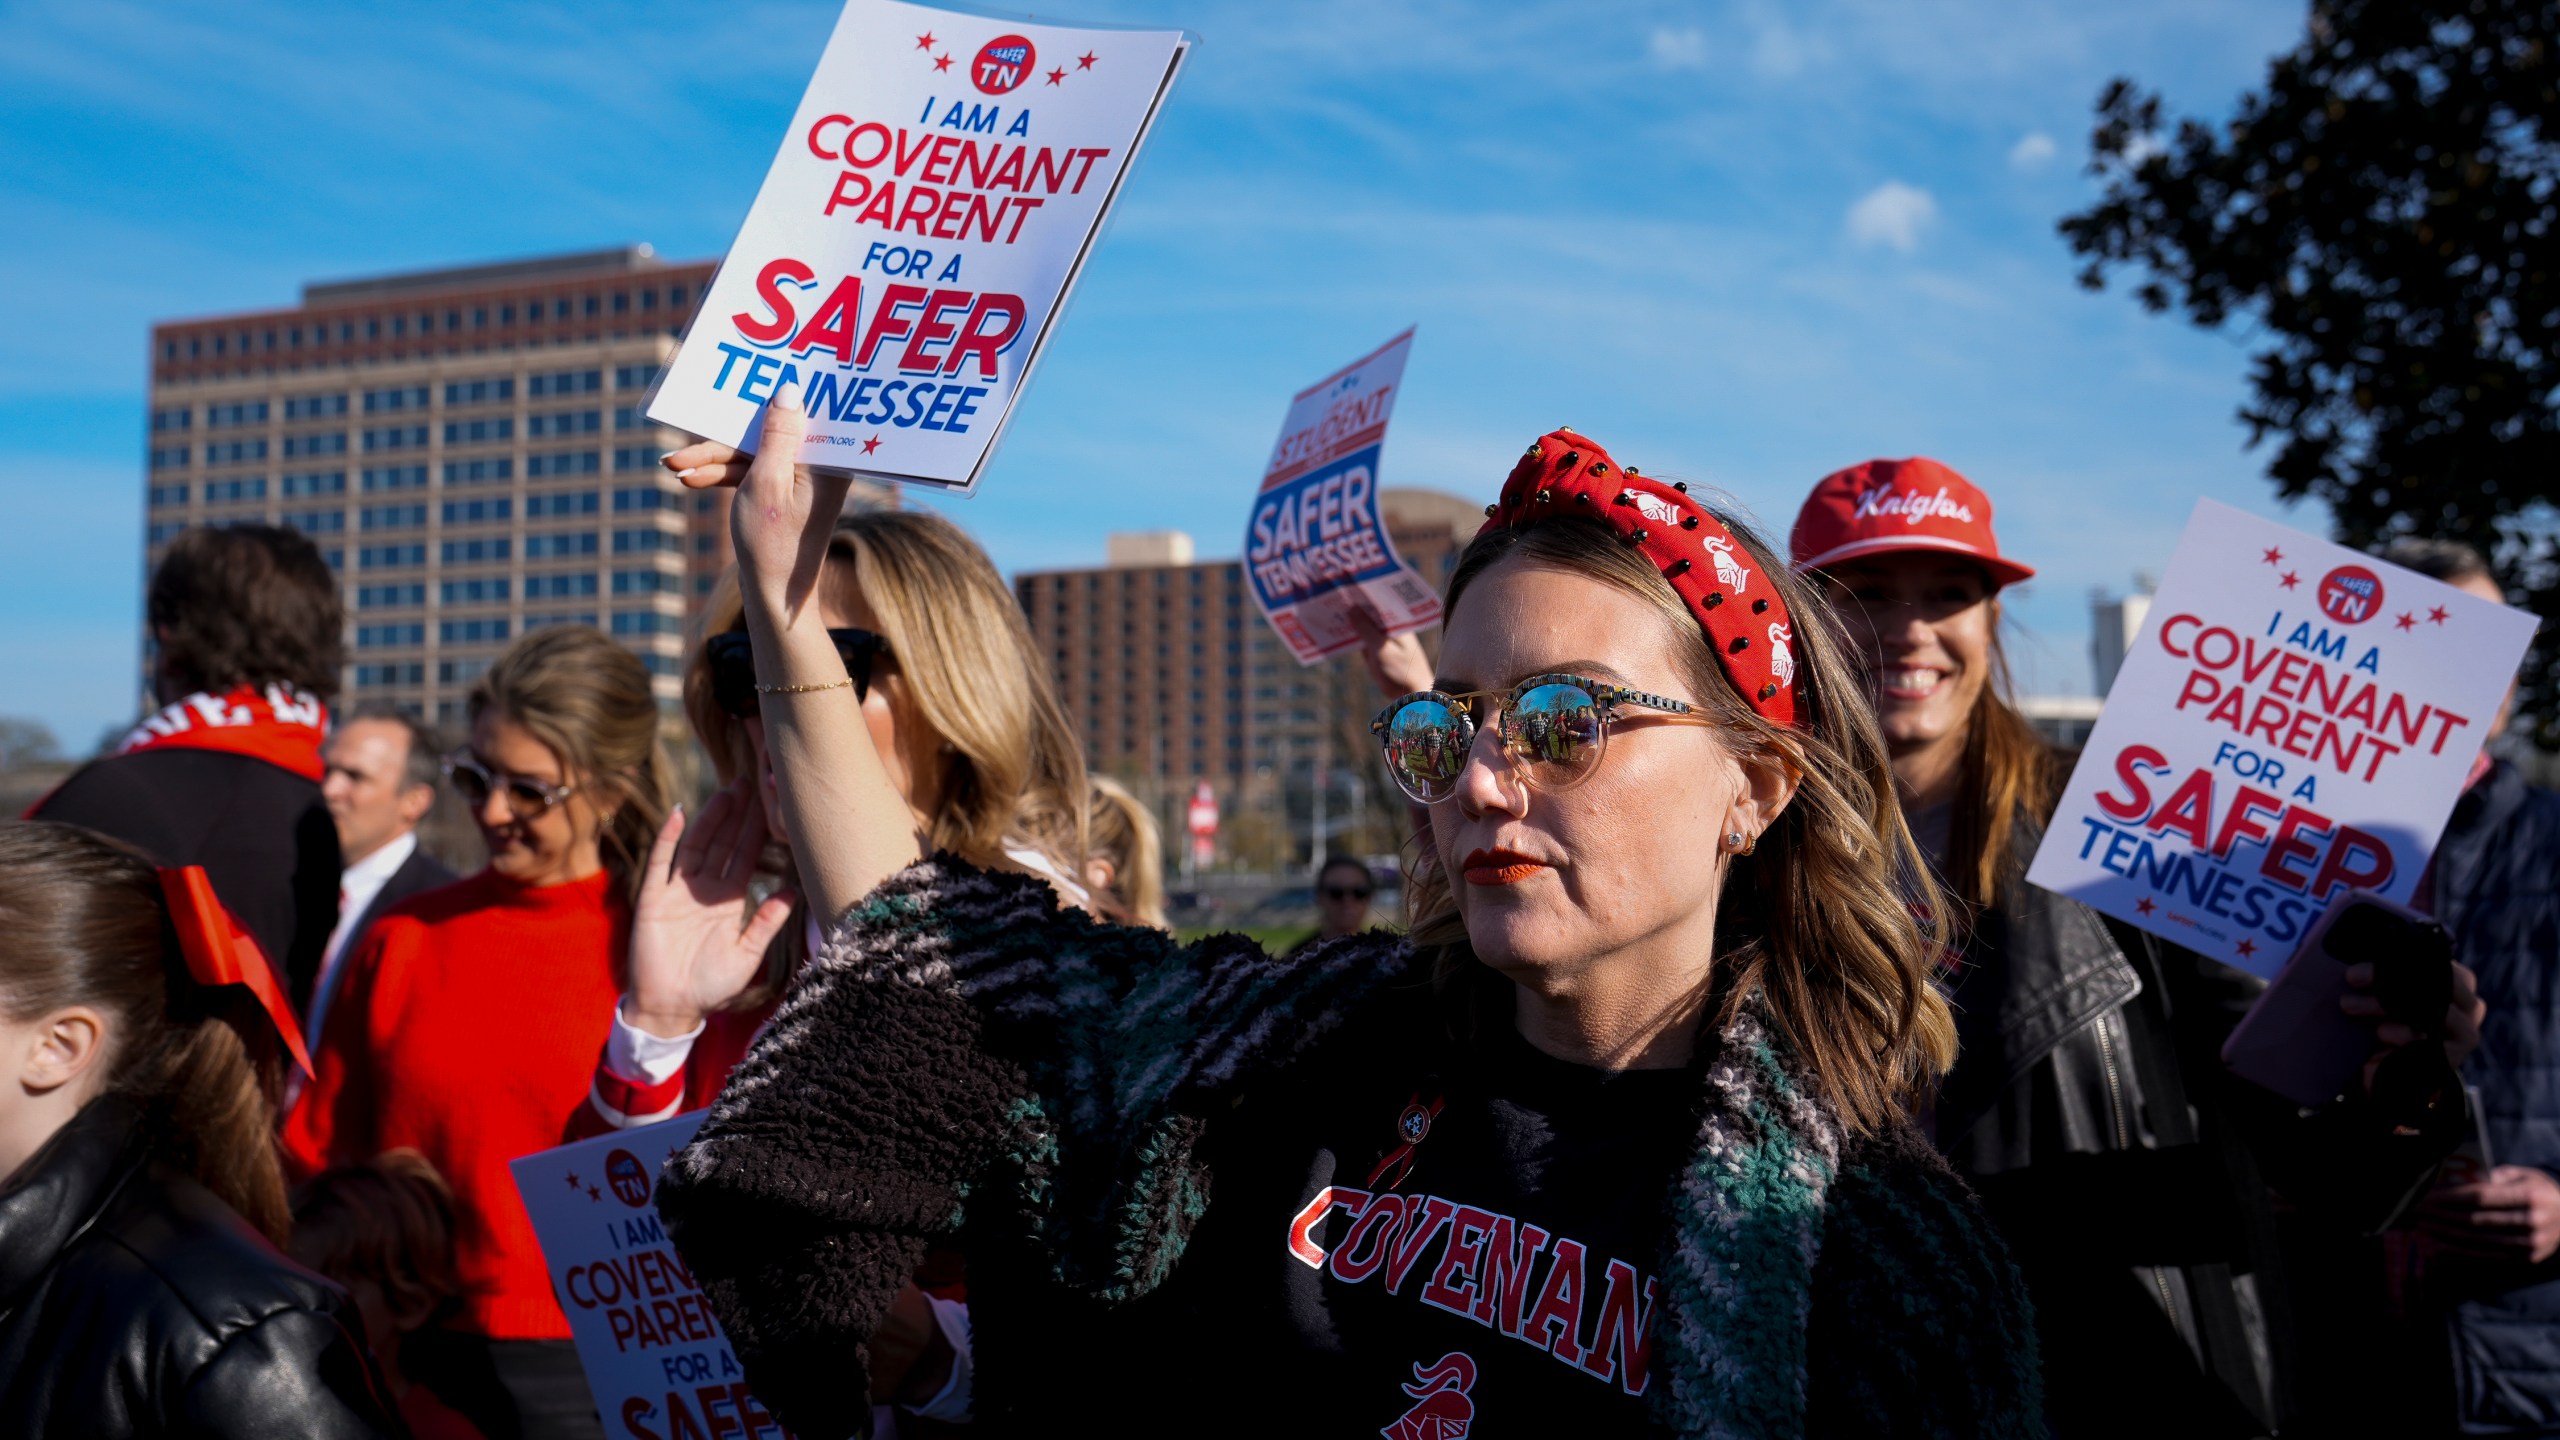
[647,0,1190,493]
[1243,330,1443,665]
[2027,499,2535,978]
[510,1114,791,1440]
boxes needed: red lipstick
[1462,847,1548,886]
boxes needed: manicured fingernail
[775,380,803,414]
[676,467,699,480]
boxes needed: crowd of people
[0,387,2549,1439]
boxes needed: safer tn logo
[973,35,1035,94]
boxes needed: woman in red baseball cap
[644,397,2043,1438]
[1792,457,2472,1439]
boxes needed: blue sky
[0,0,2315,750]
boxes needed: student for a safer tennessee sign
[646,0,1189,493]
[1244,330,1443,665]
[2027,500,2535,979]
[510,1114,789,1440]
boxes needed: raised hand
[626,783,798,1039]
[2416,1165,2560,1264]
[670,385,853,622]
[1347,606,1434,701]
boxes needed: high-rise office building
[141,245,890,724]
[1014,489,1478,865]
[2091,575,2156,696]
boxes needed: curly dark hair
[148,527,344,704]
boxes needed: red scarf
[113,684,328,782]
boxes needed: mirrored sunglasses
[442,751,579,820]
[706,627,893,717]
[1369,673,1701,805]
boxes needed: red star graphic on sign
[2135,897,2157,916]
[2279,570,2301,590]
[915,30,936,50]
[587,1184,602,1201]
[2394,612,2417,631]
[2261,546,2284,566]
[2428,605,2450,625]
[861,434,882,455]
[934,52,952,72]
[564,1171,581,1189]
[1046,66,1067,84]
[1078,50,1098,69]
[2235,938,2257,958]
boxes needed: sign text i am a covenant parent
[646,0,1191,493]
[2026,499,2536,979]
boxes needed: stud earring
[1723,830,1745,852]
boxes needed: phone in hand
[2221,890,2454,1108]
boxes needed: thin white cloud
[1648,26,1708,71]
[2009,131,2058,170]
[1845,181,1938,252]
[1748,14,1829,78]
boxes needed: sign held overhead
[647,0,1191,493]
[1244,330,1443,665]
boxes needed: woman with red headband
[1791,459,2478,1437]
[0,821,397,1438]
[645,392,2041,1438]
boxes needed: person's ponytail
[0,822,290,1244]
[125,1009,289,1242]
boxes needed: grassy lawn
[1175,924,1315,954]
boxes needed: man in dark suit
[36,527,344,1005]
[307,704,458,1044]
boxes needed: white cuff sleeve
[899,1296,974,1423]
[606,999,703,1084]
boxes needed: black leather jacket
[0,1095,401,1439]
[1935,819,2462,1438]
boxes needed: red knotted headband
[1479,428,1802,729]
[158,866,314,1078]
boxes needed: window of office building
[528,368,601,397]
[444,458,513,486]
[528,409,600,438]
[524,532,598,559]
[525,490,599,517]
[445,417,514,445]
[525,572,599,598]
[442,498,512,525]
[441,577,510,605]
[527,450,601,477]
[442,537,511,564]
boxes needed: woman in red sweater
[286,625,671,1440]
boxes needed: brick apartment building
[1014,489,1479,865]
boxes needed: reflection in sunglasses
[1369,673,1701,805]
